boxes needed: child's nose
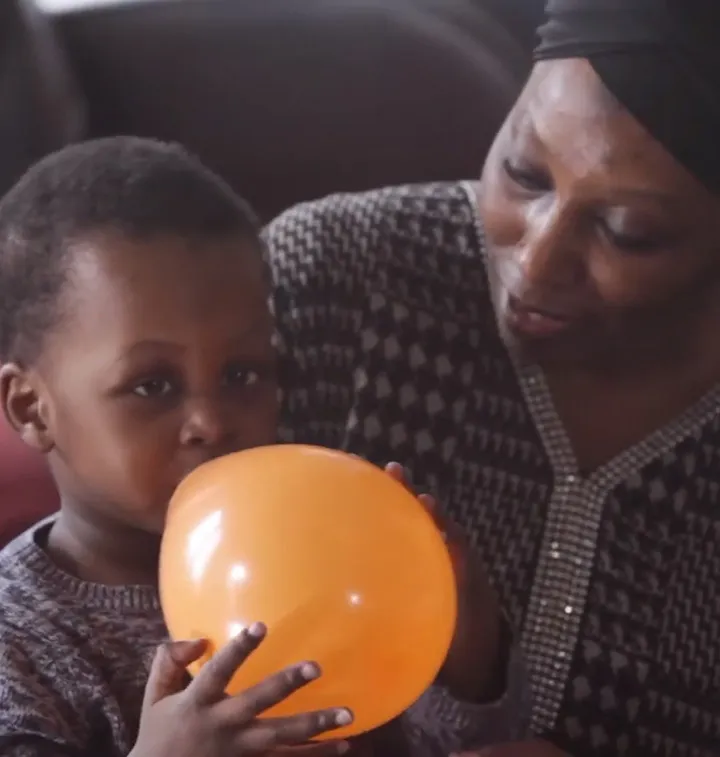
[179,397,231,448]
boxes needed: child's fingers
[234,709,354,754]
[187,622,266,705]
[216,661,342,724]
[143,639,208,708]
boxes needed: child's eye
[132,378,175,398]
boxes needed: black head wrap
[534,0,720,193]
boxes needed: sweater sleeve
[402,645,531,755]
[0,638,89,757]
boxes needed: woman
[265,0,720,755]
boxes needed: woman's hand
[385,463,506,703]
[131,624,352,757]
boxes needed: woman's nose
[516,203,585,289]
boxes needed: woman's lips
[506,297,575,338]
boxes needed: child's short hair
[0,136,259,364]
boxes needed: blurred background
[1,0,544,222]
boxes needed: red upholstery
[0,412,58,547]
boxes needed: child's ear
[0,363,54,452]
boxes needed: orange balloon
[160,444,456,739]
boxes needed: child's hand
[131,623,353,757]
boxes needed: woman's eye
[502,158,551,192]
[601,223,661,253]
[132,378,174,398]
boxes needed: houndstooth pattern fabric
[264,182,720,757]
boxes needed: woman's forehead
[520,61,639,158]
[525,61,617,171]
[511,59,707,197]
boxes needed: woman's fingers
[384,462,445,533]
[187,622,266,705]
[384,462,435,510]
[384,461,406,484]
[418,492,438,516]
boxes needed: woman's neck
[46,506,161,586]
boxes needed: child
[0,138,521,757]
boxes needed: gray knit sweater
[0,520,528,757]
